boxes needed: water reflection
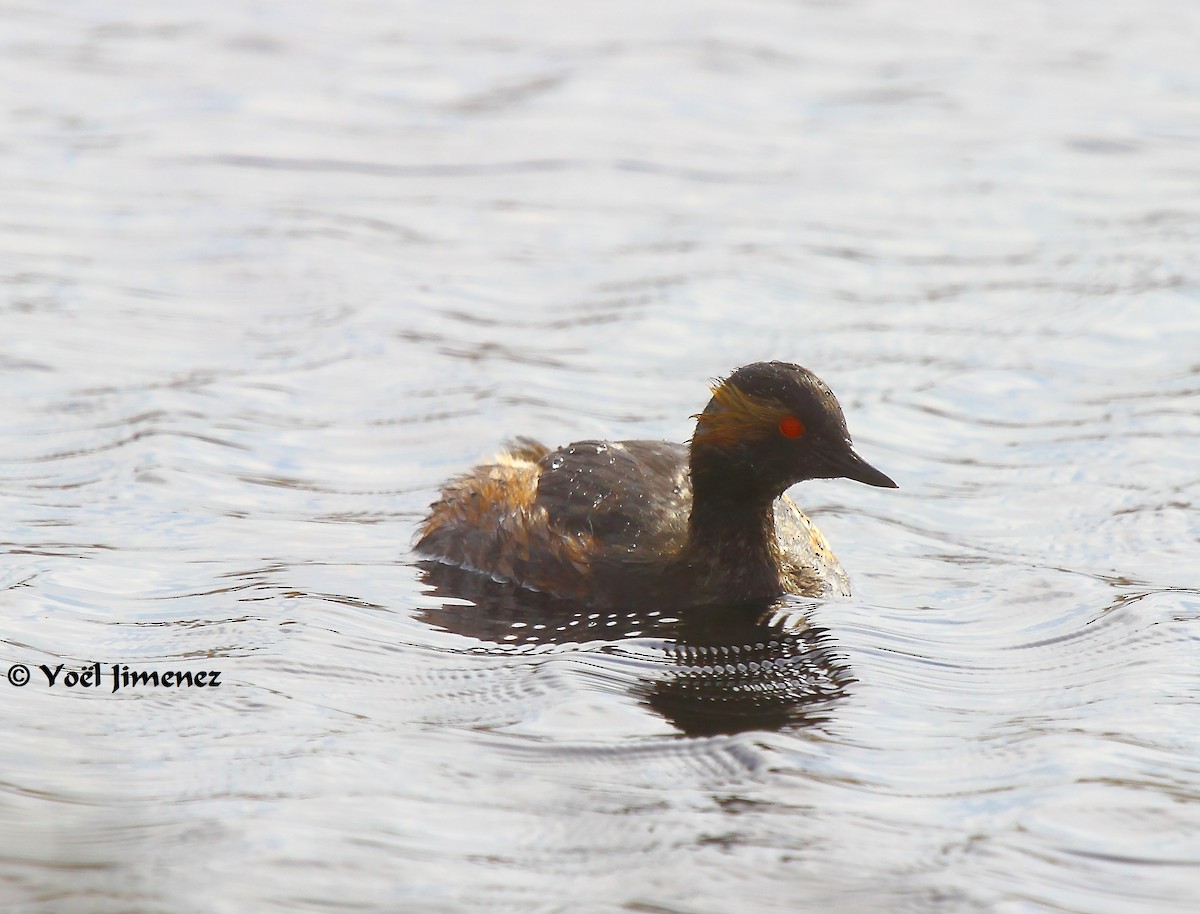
[416,561,851,737]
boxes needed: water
[3,0,1200,911]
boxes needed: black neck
[685,468,782,599]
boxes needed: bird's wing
[535,439,691,555]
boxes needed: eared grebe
[415,361,896,608]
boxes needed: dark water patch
[416,561,851,737]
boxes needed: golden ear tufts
[692,381,788,445]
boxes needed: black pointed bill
[827,442,897,489]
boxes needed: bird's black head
[689,361,896,500]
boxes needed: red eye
[779,416,805,439]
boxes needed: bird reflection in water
[415,561,852,737]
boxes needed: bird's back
[416,438,689,600]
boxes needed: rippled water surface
[3,1,1200,911]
